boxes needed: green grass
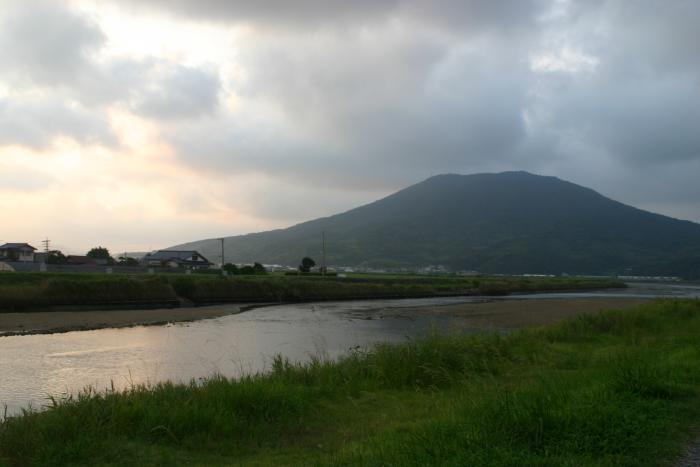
[0,276,179,310]
[0,272,624,311]
[1,299,699,466]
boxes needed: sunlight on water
[0,298,457,416]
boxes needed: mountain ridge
[172,172,700,278]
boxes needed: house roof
[0,243,37,250]
[66,255,98,265]
[146,250,212,263]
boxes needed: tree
[47,250,67,265]
[299,257,316,273]
[239,265,255,274]
[87,247,114,265]
[234,262,267,275]
[117,256,139,266]
[223,263,239,275]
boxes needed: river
[1,282,698,417]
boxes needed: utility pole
[220,238,225,269]
[321,231,326,276]
[41,238,50,263]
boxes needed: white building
[0,243,37,262]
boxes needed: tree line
[46,247,136,266]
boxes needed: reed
[0,272,624,311]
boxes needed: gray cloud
[0,97,117,149]
[156,0,700,223]
[523,0,700,169]
[229,180,383,223]
[3,0,700,239]
[120,0,546,34]
[0,1,224,148]
[537,73,700,165]
[0,0,105,87]
[595,0,700,75]
[131,64,222,120]
[169,25,532,188]
[0,0,119,149]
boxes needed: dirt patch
[368,297,651,329]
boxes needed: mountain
[172,171,700,278]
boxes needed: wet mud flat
[354,297,651,329]
[0,296,653,337]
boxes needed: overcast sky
[1,0,699,253]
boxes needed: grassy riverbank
[0,273,623,311]
[1,300,699,466]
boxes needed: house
[66,255,99,266]
[0,243,37,262]
[142,250,213,269]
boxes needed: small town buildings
[33,252,48,263]
[0,243,37,262]
[66,255,99,266]
[142,250,213,269]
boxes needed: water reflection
[1,298,455,416]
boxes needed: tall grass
[0,277,178,310]
[0,272,624,311]
[1,299,698,466]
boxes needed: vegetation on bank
[1,300,699,466]
[0,276,179,310]
[194,262,267,276]
[0,272,624,311]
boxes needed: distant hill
[172,171,700,278]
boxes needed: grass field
[1,299,698,466]
[0,272,624,311]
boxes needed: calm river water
[1,283,698,416]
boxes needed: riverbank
[362,297,651,329]
[2,299,699,465]
[0,303,262,336]
[0,272,625,312]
